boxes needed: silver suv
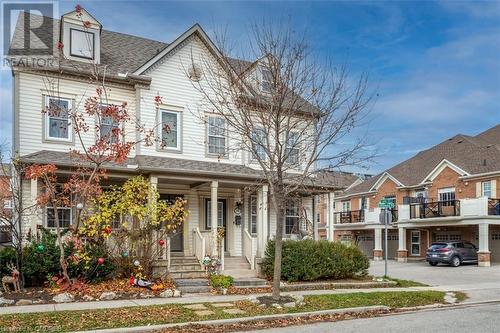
[426,241,478,267]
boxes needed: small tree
[80,176,188,278]
[191,22,373,299]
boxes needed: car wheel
[429,262,438,266]
[450,256,461,267]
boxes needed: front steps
[233,277,268,288]
[169,255,207,279]
[175,278,211,294]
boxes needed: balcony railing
[334,210,364,224]
[409,200,460,219]
[489,198,500,216]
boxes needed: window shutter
[492,180,497,198]
[476,182,482,197]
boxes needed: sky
[1,0,499,174]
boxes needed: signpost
[378,199,395,278]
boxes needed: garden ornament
[2,263,21,293]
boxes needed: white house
[9,9,359,277]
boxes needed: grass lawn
[0,291,446,333]
[382,277,429,287]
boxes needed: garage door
[383,233,398,259]
[433,232,462,242]
[357,234,374,258]
[490,233,500,263]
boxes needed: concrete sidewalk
[0,287,438,315]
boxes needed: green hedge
[261,239,369,282]
[210,274,234,289]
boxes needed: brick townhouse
[330,124,500,267]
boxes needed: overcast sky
[1,0,499,173]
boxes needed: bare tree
[190,22,373,299]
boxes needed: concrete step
[170,270,207,279]
[175,278,209,286]
[177,285,211,293]
[233,277,268,288]
[170,263,201,271]
[170,258,200,265]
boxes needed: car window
[429,243,448,250]
[454,242,464,248]
[464,243,475,249]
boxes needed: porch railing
[489,198,500,216]
[334,210,364,224]
[410,200,460,219]
[243,229,255,270]
[193,227,206,269]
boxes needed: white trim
[410,230,421,256]
[422,159,470,183]
[44,95,73,142]
[159,109,182,151]
[206,115,227,157]
[369,172,404,192]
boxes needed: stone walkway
[0,287,441,315]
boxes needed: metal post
[384,208,388,278]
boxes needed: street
[243,303,500,333]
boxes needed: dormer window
[70,28,95,59]
[261,66,272,93]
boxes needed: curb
[73,305,390,333]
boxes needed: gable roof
[342,124,500,197]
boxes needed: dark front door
[205,198,227,249]
[160,194,184,252]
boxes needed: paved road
[243,303,500,333]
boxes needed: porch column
[327,192,335,241]
[373,228,383,261]
[211,180,218,257]
[478,223,491,267]
[397,227,408,262]
[257,185,269,258]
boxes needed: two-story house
[9,9,356,275]
[333,125,500,267]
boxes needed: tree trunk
[53,205,71,283]
[272,205,285,300]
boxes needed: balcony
[334,210,364,224]
[334,208,398,224]
[489,198,500,215]
[409,200,460,219]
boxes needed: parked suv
[426,241,478,267]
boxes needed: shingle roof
[342,124,500,196]
[9,14,169,78]
[20,150,356,190]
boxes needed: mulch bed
[1,278,176,305]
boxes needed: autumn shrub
[66,239,115,283]
[210,274,234,289]
[261,239,369,282]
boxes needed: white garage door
[357,235,374,258]
[490,233,500,263]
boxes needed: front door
[160,194,184,252]
[205,199,227,249]
[411,230,421,256]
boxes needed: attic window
[70,28,95,59]
[261,66,272,93]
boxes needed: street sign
[378,199,395,209]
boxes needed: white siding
[185,190,199,255]
[17,72,136,156]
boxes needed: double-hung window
[285,199,299,235]
[46,206,72,228]
[206,199,224,229]
[99,104,121,144]
[341,200,351,212]
[250,195,258,234]
[45,96,72,141]
[482,181,492,198]
[438,188,456,206]
[160,110,181,150]
[207,116,226,155]
[285,132,299,165]
[251,128,267,161]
